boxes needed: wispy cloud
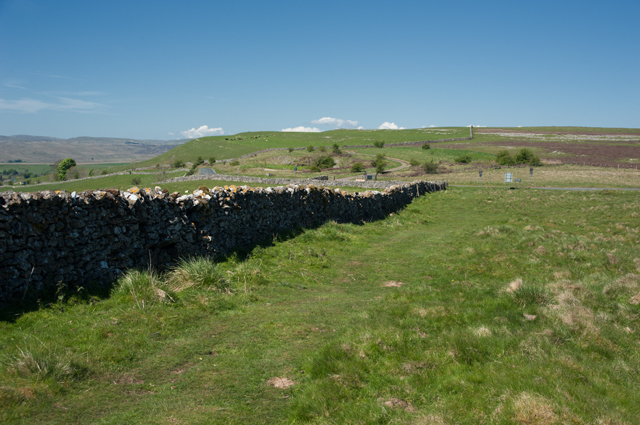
[282,126,321,132]
[378,122,405,130]
[0,97,102,113]
[311,116,360,128]
[3,80,27,90]
[181,125,224,138]
[25,71,80,80]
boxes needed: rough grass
[1,187,639,423]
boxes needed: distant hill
[0,135,189,164]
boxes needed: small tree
[208,157,216,164]
[370,153,387,169]
[307,145,315,152]
[373,141,385,148]
[131,177,142,185]
[173,159,185,168]
[288,147,295,153]
[194,156,204,166]
[421,143,431,150]
[57,158,76,180]
[332,143,341,154]
[318,146,327,153]
[88,169,94,177]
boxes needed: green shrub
[131,177,142,185]
[332,143,341,154]
[350,162,364,172]
[307,145,315,152]
[194,156,204,166]
[318,146,327,153]
[314,155,336,170]
[208,157,216,164]
[455,154,472,164]
[88,169,94,177]
[409,158,420,166]
[288,147,295,153]
[421,143,431,150]
[422,160,439,174]
[173,159,185,168]
[101,170,109,175]
[496,150,515,166]
[515,148,542,166]
[373,141,385,148]
[309,165,321,172]
[229,160,240,166]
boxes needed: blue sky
[1,0,638,139]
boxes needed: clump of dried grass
[512,392,558,425]
[504,278,523,293]
[474,326,492,337]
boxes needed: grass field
[1,186,639,424]
[125,128,471,169]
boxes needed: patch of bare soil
[382,281,404,287]
[267,377,295,389]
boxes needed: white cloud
[181,125,224,138]
[378,122,405,130]
[311,117,360,128]
[281,126,321,132]
[0,97,101,113]
[467,125,486,127]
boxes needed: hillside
[0,135,188,164]
[127,128,472,168]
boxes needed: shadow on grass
[0,279,115,323]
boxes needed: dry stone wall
[0,181,445,302]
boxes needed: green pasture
[8,171,184,193]
[126,128,471,169]
[1,187,639,424]
[0,164,54,175]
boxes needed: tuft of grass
[3,343,87,382]
[511,285,550,307]
[112,269,173,308]
[167,257,228,293]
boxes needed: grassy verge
[1,187,639,423]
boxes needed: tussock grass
[167,257,227,293]
[2,342,87,382]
